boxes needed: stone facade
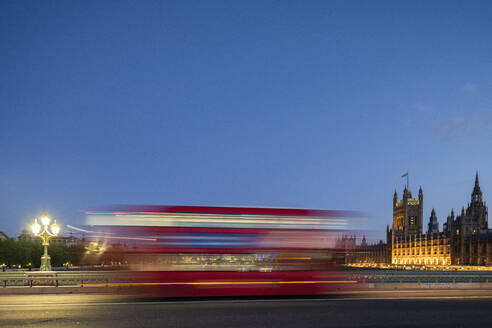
[345,172,492,266]
[392,232,451,265]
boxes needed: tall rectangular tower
[393,186,423,237]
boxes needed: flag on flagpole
[401,172,408,178]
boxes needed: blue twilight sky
[1,1,492,240]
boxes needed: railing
[0,271,135,288]
[349,273,492,284]
[2,271,492,288]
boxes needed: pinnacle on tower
[428,208,439,234]
[472,170,483,203]
[474,170,481,192]
[403,185,412,198]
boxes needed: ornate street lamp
[31,213,60,271]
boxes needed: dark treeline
[0,238,86,268]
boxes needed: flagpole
[401,172,409,189]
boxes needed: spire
[428,208,439,234]
[403,185,411,198]
[472,170,483,203]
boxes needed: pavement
[1,291,492,327]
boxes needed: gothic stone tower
[427,208,439,234]
[451,172,489,236]
[393,186,424,238]
[466,171,488,230]
[448,172,489,265]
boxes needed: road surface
[1,291,492,327]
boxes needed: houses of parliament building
[342,172,492,266]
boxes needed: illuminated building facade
[444,173,491,265]
[347,172,492,266]
[392,186,424,238]
[392,231,451,265]
[391,185,452,266]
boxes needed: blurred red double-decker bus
[84,205,359,297]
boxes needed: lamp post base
[40,254,52,271]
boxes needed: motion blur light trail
[82,205,363,297]
[82,280,358,287]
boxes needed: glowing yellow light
[41,215,51,226]
[51,220,60,235]
[82,280,358,287]
[31,220,41,234]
